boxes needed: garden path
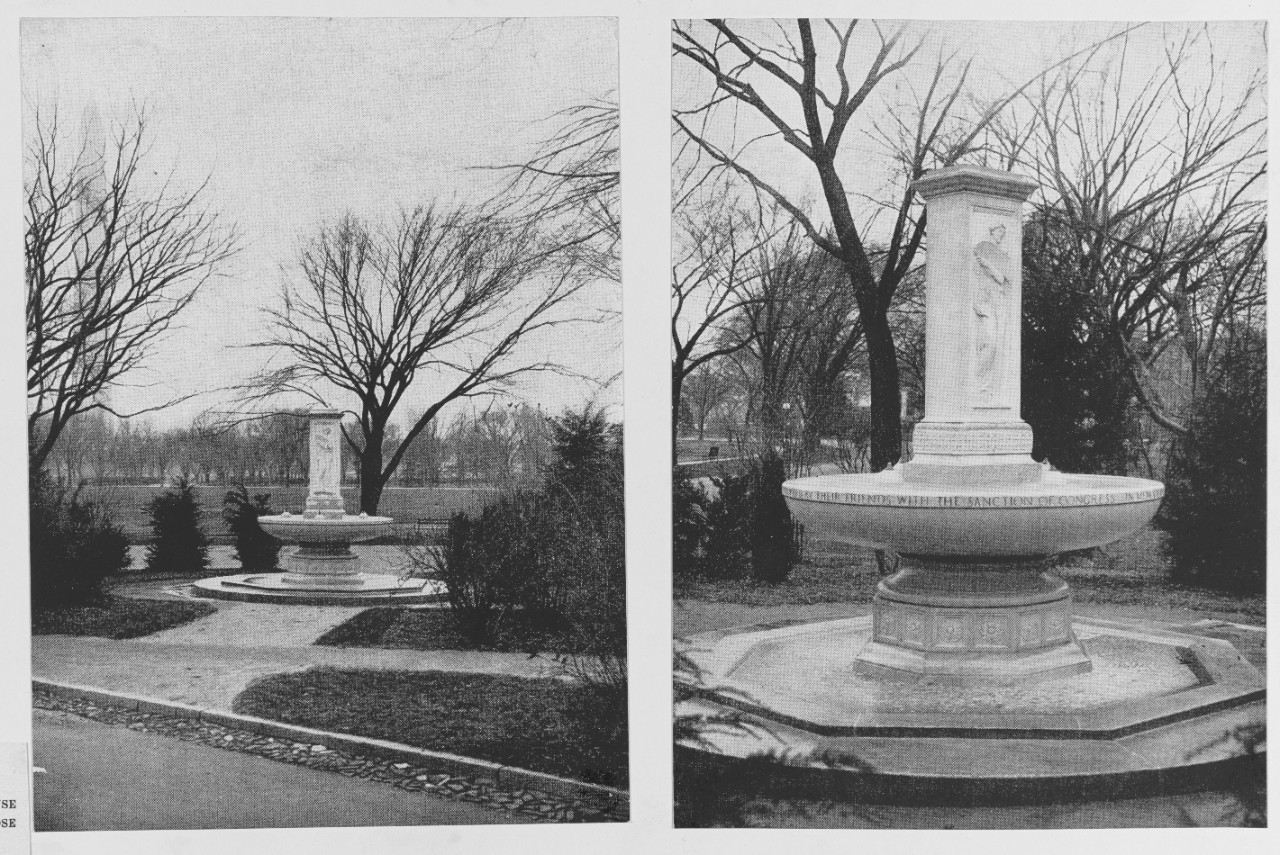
[33,591,562,712]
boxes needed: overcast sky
[22,16,620,429]
[672,19,1266,247]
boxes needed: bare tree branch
[245,204,591,512]
[25,107,238,470]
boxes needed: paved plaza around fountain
[676,596,1265,824]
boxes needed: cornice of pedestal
[309,408,345,420]
[912,165,1037,202]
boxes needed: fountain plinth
[677,166,1263,798]
[191,409,442,605]
[259,410,392,590]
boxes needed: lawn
[78,484,504,543]
[233,667,628,788]
[315,607,592,655]
[32,596,217,639]
[675,524,1265,625]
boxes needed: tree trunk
[671,361,685,456]
[863,304,903,471]
[358,430,385,514]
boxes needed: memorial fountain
[676,166,1265,797]
[192,409,442,605]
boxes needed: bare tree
[670,191,776,450]
[488,97,620,284]
[682,362,734,442]
[256,410,310,486]
[725,222,862,471]
[1009,28,1266,435]
[25,110,237,470]
[673,19,1133,468]
[250,205,588,513]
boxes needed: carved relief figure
[311,422,338,490]
[972,223,1014,406]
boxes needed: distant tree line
[42,403,553,491]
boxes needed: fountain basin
[783,470,1163,558]
[258,513,394,544]
[783,469,1165,677]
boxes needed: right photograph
[671,19,1266,829]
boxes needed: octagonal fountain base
[675,615,1265,800]
[190,572,446,605]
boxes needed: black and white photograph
[21,15,625,831]
[671,18,1266,829]
[2,2,1278,854]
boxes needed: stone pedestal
[854,166,1088,678]
[903,166,1040,489]
[279,542,365,589]
[859,556,1089,678]
[284,409,361,586]
[303,409,346,519]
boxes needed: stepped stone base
[190,573,445,605]
[675,615,1266,799]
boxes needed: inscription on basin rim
[786,489,1162,508]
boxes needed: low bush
[221,484,280,572]
[29,470,131,609]
[673,473,710,581]
[428,406,627,752]
[672,451,797,585]
[143,475,210,575]
[1161,332,1266,593]
[702,470,753,579]
[435,494,550,648]
[748,451,795,584]
[431,406,626,655]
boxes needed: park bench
[412,516,452,542]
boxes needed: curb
[34,678,628,809]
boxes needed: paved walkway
[34,589,562,713]
[33,708,522,830]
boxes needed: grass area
[233,667,628,788]
[675,540,882,607]
[314,607,589,654]
[77,484,504,543]
[32,596,217,639]
[675,525,1265,623]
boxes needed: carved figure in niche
[311,423,338,490]
[972,223,1014,406]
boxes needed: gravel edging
[34,680,627,823]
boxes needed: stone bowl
[782,470,1163,558]
[258,513,394,545]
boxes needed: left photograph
[23,17,625,829]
